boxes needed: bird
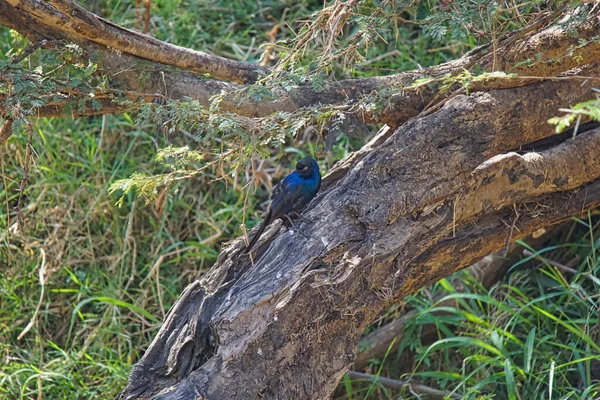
[246,157,321,252]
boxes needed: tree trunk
[1,2,600,399]
[352,223,560,372]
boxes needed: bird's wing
[271,177,286,201]
[269,172,303,218]
[291,175,320,211]
[292,191,311,210]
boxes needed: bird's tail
[245,209,272,253]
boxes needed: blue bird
[246,157,321,252]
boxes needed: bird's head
[296,157,319,178]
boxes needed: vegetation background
[1,0,599,399]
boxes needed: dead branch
[345,371,459,400]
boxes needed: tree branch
[353,223,559,371]
[4,0,267,83]
[345,371,459,400]
[1,1,599,127]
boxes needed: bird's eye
[302,166,308,170]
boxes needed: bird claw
[290,212,312,224]
[294,227,310,239]
[284,215,310,238]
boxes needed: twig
[522,249,593,281]
[346,371,460,400]
[18,248,47,340]
[0,118,12,143]
[10,39,53,64]
[504,204,520,256]
[361,50,401,66]
[15,120,33,234]
[0,141,11,265]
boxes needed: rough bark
[118,70,600,399]
[1,1,600,128]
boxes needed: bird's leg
[284,214,309,238]
[289,211,312,224]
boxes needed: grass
[1,0,596,399]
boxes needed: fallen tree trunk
[118,70,600,398]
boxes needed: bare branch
[346,371,459,400]
[4,0,267,83]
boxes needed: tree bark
[352,224,559,372]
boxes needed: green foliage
[407,70,519,95]
[549,94,600,133]
[78,0,323,63]
[422,0,553,43]
[156,145,204,166]
[112,95,361,199]
[270,0,564,78]
[109,146,206,205]
[0,42,108,123]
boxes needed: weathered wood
[119,71,600,398]
[352,224,558,371]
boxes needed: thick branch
[120,74,600,399]
[4,0,266,83]
[353,223,559,371]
